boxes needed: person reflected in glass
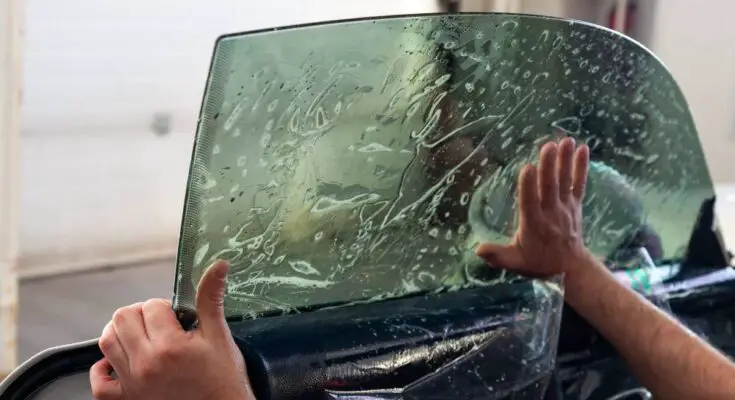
[421,89,664,265]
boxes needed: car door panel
[6,275,735,400]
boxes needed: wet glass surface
[174,14,712,320]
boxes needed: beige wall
[0,0,22,377]
[646,0,735,184]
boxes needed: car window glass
[174,14,713,319]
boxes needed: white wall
[644,0,735,185]
[19,0,440,277]
[0,0,22,376]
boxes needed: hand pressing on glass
[476,137,735,400]
[475,137,590,278]
[90,261,256,400]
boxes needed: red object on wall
[608,1,638,34]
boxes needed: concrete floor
[18,259,174,362]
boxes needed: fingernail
[210,260,229,280]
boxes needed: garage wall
[645,0,735,184]
[19,0,441,277]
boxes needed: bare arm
[476,138,735,400]
[564,251,735,400]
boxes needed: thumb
[90,358,122,399]
[195,260,231,338]
[476,242,525,271]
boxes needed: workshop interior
[1,0,735,399]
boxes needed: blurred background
[1,0,734,376]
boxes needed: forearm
[564,251,735,400]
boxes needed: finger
[476,242,525,271]
[90,358,122,400]
[142,298,184,339]
[111,303,149,358]
[538,142,559,208]
[557,137,575,203]
[195,260,232,339]
[518,164,542,230]
[98,321,129,377]
[572,144,590,201]
[477,242,556,279]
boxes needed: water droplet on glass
[460,192,470,205]
[260,133,271,147]
[289,260,321,275]
[194,243,210,266]
[202,178,217,190]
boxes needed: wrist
[562,248,611,302]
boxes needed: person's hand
[90,260,256,400]
[475,137,591,278]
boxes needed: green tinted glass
[174,14,713,319]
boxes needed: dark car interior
[1,13,733,400]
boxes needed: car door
[1,13,732,400]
